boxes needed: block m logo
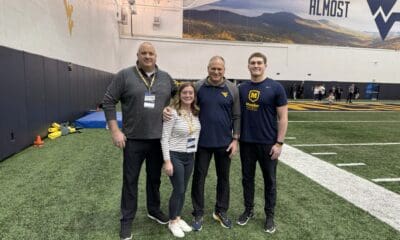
[367,0,400,40]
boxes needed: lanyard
[181,110,195,135]
[136,66,156,91]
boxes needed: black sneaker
[147,211,169,225]
[191,215,203,231]
[237,210,254,226]
[120,222,132,240]
[213,212,232,229]
[264,215,276,234]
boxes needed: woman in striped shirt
[161,82,201,238]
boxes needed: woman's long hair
[172,82,200,116]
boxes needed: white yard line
[285,137,297,140]
[280,145,400,232]
[372,178,400,183]
[336,163,366,167]
[289,110,397,113]
[293,142,400,147]
[311,152,337,155]
[289,120,400,123]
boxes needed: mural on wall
[183,0,400,50]
[64,0,74,36]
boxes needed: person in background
[161,82,201,238]
[236,52,288,234]
[102,42,175,240]
[347,83,355,103]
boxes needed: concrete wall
[119,36,400,84]
[2,0,398,85]
[0,0,120,73]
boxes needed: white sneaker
[169,222,185,238]
[120,235,132,240]
[178,219,192,232]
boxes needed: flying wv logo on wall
[367,0,400,40]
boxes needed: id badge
[144,92,155,109]
[187,138,196,153]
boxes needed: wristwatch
[276,141,284,146]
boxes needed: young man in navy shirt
[236,52,288,234]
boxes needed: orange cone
[34,135,44,147]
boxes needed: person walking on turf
[236,52,288,234]
[161,82,201,238]
[102,42,175,240]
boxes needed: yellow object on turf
[48,127,59,133]
[51,122,61,129]
[68,127,76,133]
[48,131,62,140]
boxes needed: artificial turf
[1,120,399,239]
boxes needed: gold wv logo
[64,0,74,36]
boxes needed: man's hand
[226,139,238,158]
[163,106,173,122]
[269,144,282,160]
[163,160,173,176]
[111,129,127,149]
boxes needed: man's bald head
[137,42,155,54]
[137,42,157,72]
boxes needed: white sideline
[336,163,366,167]
[280,145,400,232]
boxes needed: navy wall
[278,81,400,100]
[0,46,113,161]
[234,80,400,100]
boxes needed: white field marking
[336,163,366,167]
[293,142,400,147]
[289,110,396,113]
[285,137,296,140]
[280,145,400,231]
[372,178,400,183]
[311,152,337,155]
[289,120,400,123]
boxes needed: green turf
[287,111,400,193]
[1,128,399,239]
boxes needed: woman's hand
[163,160,173,176]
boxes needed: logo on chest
[221,91,229,98]
[248,90,260,102]
[246,90,261,111]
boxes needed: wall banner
[183,0,400,49]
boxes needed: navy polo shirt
[197,81,236,148]
[239,78,287,144]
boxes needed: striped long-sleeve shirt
[161,109,201,161]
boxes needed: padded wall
[0,46,113,161]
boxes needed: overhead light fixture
[128,0,137,14]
